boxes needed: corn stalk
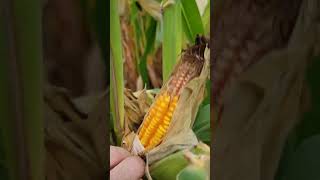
[110,0,125,144]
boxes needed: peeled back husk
[126,43,210,165]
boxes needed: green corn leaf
[175,2,182,58]
[130,2,140,60]
[139,17,157,87]
[162,0,182,81]
[181,12,193,43]
[193,104,211,144]
[110,0,125,144]
[181,0,205,42]
[201,80,211,107]
[202,2,210,35]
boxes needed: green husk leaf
[149,143,210,180]
[149,150,189,180]
[177,166,207,180]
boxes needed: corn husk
[147,47,210,164]
[124,89,152,131]
[180,142,210,180]
[122,41,210,179]
[122,89,153,150]
[150,142,210,180]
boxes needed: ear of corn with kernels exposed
[137,35,209,151]
[138,92,179,150]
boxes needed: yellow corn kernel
[138,92,180,149]
[163,116,170,125]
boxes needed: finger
[110,146,131,169]
[110,156,145,180]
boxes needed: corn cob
[137,67,195,150]
[137,35,208,150]
[138,92,179,150]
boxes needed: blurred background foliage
[276,56,320,180]
[1,0,108,179]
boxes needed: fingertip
[110,146,131,169]
[126,156,145,176]
[110,156,145,180]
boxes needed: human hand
[110,146,145,180]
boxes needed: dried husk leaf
[124,88,152,131]
[122,89,153,149]
[213,1,320,179]
[137,0,162,21]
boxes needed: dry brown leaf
[137,0,162,21]
[124,89,153,132]
[122,89,154,150]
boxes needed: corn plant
[110,0,210,179]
